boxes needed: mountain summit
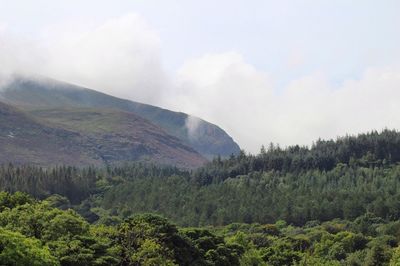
[0,75,240,167]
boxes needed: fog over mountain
[1,1,400,152]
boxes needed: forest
[2,192,400,265]
[2,130,400,265]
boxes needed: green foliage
[0,199,119,265]
[0,228,58,266]
[390,246,400,266]
[2,130,400,264]
[0,201,89,240]
[4,130,400,227]
[195,129,400,180]
[364,244,392,266]
[0,165,96,203]
[183,228,243,265]
[118,214,203,265]
[1,193,400,265]
[0,191,33,211]
[261,240,302,265]
[97,164,400,227]
[130,239,177,266]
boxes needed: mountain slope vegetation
[0,75,240,159]
[0,101,206,168]
[0,101,99,166]
[1,129,400,226]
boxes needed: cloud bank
[0,14,168,104]
[173,53,400,152]
[1,14,400,153]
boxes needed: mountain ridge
[0,75,241,159]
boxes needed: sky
[0,0,400,152]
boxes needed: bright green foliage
[390,246,400,266]
[0,228,58,266]
[1,193,400,265]
[364,244,392,266]
[130,239,177,266]
[294,254,341,266]
[0,201,88,240]
[0,200,118,265]
[261,240,302,265]
[239,248,268,266]
[0,191,33,211]
[212,219,400,266]
[48,235,119,266]
[118,214,203,265]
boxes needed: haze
[1,0,399,152]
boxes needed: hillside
[0,101,206,168]
[3,129,400,226]
[0,76,241,159]
[0,101,99,166]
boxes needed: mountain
[0,101,98,166]
[0,101,206,168]
[0,76,241,159]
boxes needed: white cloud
[173,52,400,153]
[0,22,7,32]
[1,14,400,153]
[168,52,274,152]
[0,25,44,78]
[185,115,202,139]
[41,13,169,104]
[0,14,169,104]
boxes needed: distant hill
[0,101,206,168]
[0,76,241,159]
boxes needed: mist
[1,13,400,153]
